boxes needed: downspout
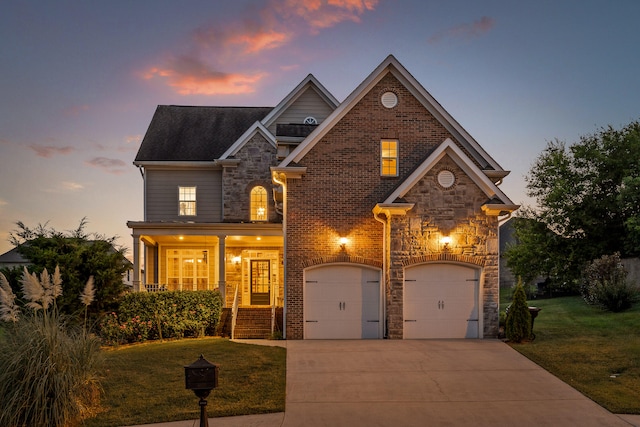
[373,209,388,339]
[272,171,287,339]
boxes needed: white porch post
[218,236,226,304]
[132,234,142,292]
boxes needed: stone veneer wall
[386,155,500,338]
[223,133,280,222]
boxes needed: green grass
[501,292,640,414]
[85,338,286,427]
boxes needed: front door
[250,260,271,305]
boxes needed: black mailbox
[185,355,219,427]
[185,355,219,392]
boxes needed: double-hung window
[381,139,399,177]
[178,186,196,216]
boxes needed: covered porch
[127,222,284,309]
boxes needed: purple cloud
[428,16,495,44]
[30,145,75,158]
[86,157,128,174]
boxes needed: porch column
[218,236,226,303]
[132,234,142,292]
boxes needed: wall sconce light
[339,237,348,251]
[232,256,241,266]
[441,236,452,251]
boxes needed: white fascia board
[133,161,217,169]
[281,54,505,172]
[219,121,276,159]
[383,138,515,205]
[262,74,339,129]
[389,67,504,171]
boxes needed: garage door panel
[304,265,381,339]
[404,264,479,339]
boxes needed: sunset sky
[1,0,639,257]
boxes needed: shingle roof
[135,105,273,162]
[0,247,28,264]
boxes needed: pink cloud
[143,55,266,95]
[30,145,75,158]
[143,0,378,95]
[278,0,379,30]
[63,104,90,116]
[86,157,128,174]
[428,16,495,44]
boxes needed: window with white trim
[381,140,399,177]
[178,186,196,216]
[250,186,268,221]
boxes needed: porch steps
[233,308,273,339]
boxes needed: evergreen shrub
[505,279,532,343]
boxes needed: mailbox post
[185,355,219,427]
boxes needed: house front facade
[128,55,518,340]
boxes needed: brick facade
[284,72,503,339]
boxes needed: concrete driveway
[130,339,639,427]
[282,339,634,426]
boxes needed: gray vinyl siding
[268,87,335,134]
[145,168,222,222]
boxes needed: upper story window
[381,140,399,177]
[250,186,268,221]
[178,186,196,216]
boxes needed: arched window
[250,186,268,221]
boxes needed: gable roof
[219,121,277,159]
[382,138,515,207]
[261,74,339,129]
[280,55,505,173]
[134,105,272,163]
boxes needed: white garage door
[404,263,479,339]
[304,265,381,339]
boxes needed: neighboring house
[0,247,30,270]
[127,55,519,340]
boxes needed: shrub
[581,253,639,312]
[98,290,222,345]
[0,267,102,427]
[506,279,532,343]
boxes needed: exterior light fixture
[441,236,452,251]
[232,256,241,265]
[339,237,348,251]
[184,355,219,427]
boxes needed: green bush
[98,290,222,345]
[506,279,532,343]
[581,253,639,312]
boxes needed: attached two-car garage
[303,262,480,340]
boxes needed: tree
[7,218,131,317]
[506,119,640,287]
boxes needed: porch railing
[231,282,240,340]
[143,283,215,292]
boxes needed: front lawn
[502,294,640,414]
[85,338,286,427]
